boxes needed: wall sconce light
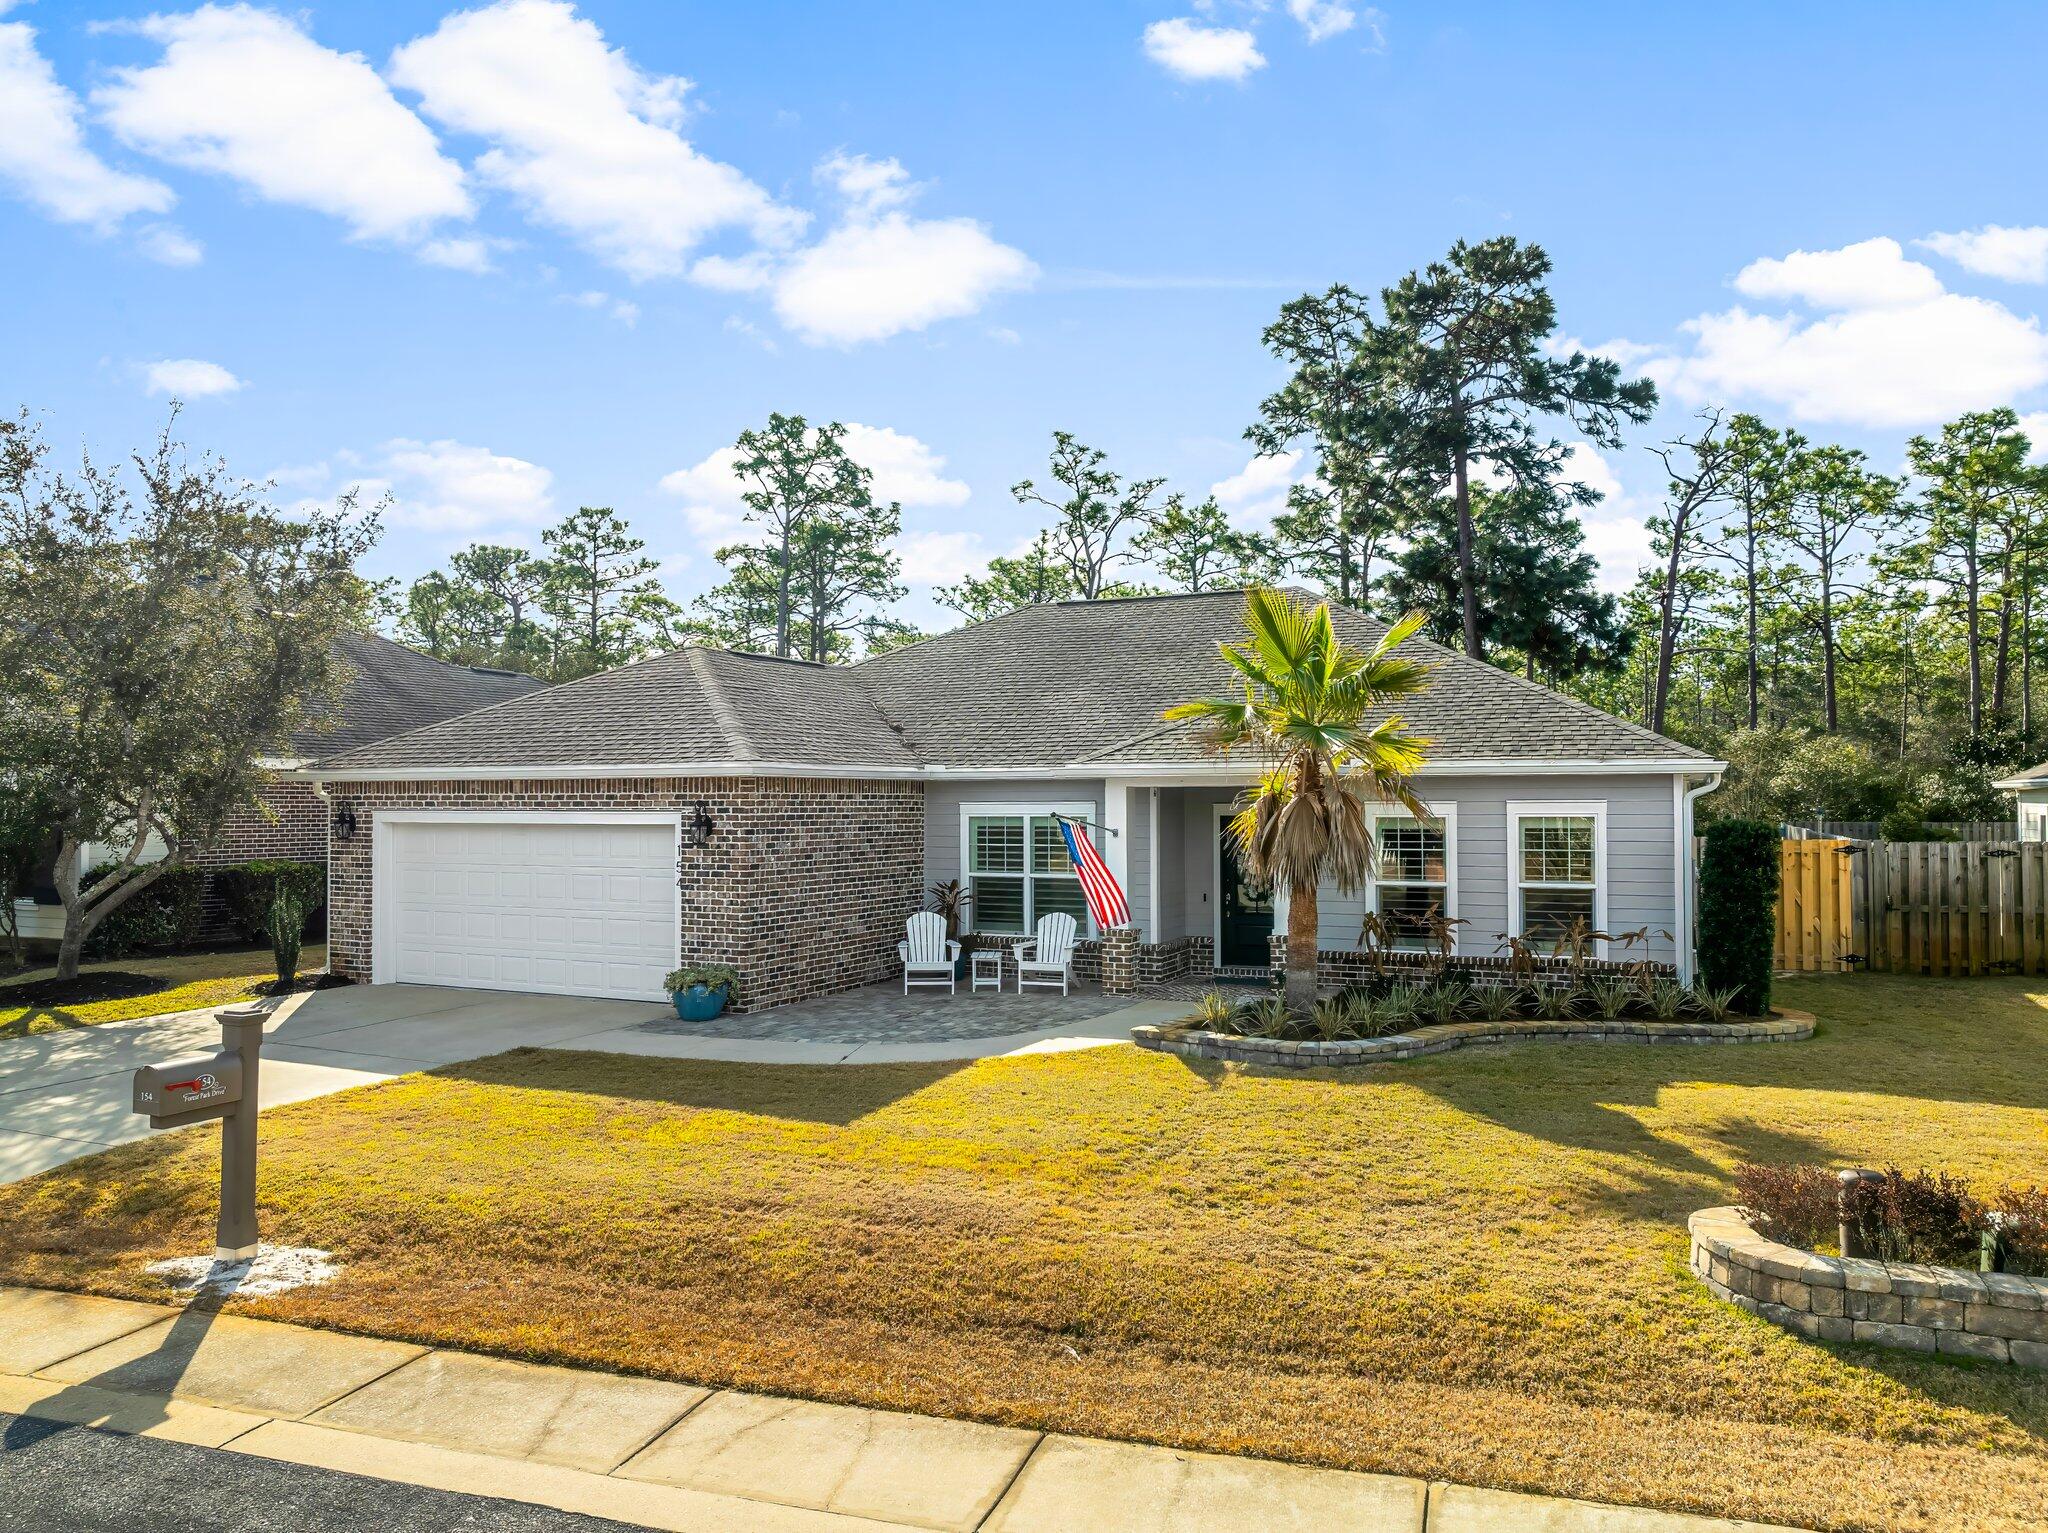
[678,800,716,850]
[331,804,358,843]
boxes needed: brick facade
[324,776,925,1013]
[189,776,330,938]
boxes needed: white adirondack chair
[1016,911,1079,995]
[898,910,961,994]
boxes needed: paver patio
[638,979,1145,1043]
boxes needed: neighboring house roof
[310,589,1717,778]
[1993,761,2048,791]
[310,645,918,774]
[295,631,545,756]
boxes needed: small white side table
[970,948,1005,993]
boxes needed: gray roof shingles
[312,590,1711,774]
[296,631,545,755]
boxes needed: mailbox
[133,1051,243,1129]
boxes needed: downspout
[1676,772,1724,983]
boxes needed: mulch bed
[0,970,166,1007]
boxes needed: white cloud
[659,422,970,542]
[389,0,801,282]
[1143,18,1265,82]
[2020,412,2048,464]
[558,288,639,324]
[0,13,173,228]
[841,423,971,507]
[815,149,917,214]
[1286,0,1358,44]
[143,358,243,397]
[1919,224,2048,285]
[134,222,204,266]
[1546,333,1659,368]
[1553,441,1651,593]
[374,437,555,531]
[1209,449,1306,526]
[897,529,984,585]
[96,4,471,251]
[1732,236,1943,310]
[417,235,500,272]
[1645,237,2048,429]
[771,204,1037,346]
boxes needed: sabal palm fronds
[1165,587,1433,1013]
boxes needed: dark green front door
[1218,818,1275,967]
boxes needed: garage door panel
[383,818,676,1001]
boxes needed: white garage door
[381,817,677,1001]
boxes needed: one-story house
[302,590,1726,1010]
[14,632,541,942]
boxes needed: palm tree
[1165,588,1434,1014]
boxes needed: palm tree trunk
[1284,878,1319,1014]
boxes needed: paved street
[0,1411,645,1532]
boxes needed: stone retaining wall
[1132,1008,1813,1069]
[1689,1205,2048,1368]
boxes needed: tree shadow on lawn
[426,1046,974,1127]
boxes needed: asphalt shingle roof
[296,632,544,755]
[312,590,1711,774]
[313,646,918,773]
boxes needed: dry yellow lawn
[2,972,2043,1532]
[0,945,329,1037]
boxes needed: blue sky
[6,0,2048,630]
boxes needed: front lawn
[2,972,2043,1531]
[0,944,328,1036]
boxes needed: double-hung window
[1369,807,1454,949]
[1511,802,1605,947]
[964,805,1092,935]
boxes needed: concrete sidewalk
[0,1285,1803,1533]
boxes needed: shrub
[213,860,326,943]
[1847,1167,1979,1268]
[1698,819,1778,1016]
[1192,991,1235,1030]
[1987,1186,2048,1278]
[82,863,204,959]
[1309,996,1353,1041]
[1733,1163,1842,1251]
[265,888,306,990]
[665,962,739,998]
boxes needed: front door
[1217,817,1275,967]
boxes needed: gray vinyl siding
[923,774,1683,965]
[923,779,1108,932]
[1121,784,1151,937]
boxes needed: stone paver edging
[1689,1205,2048,1367]
[1133,1008,1814,1069]
[0,1283,1808,1532]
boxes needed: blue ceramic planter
[672,984,729,1021]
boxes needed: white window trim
[958,800,1098,939]
[1507,798,1608,958]
[1366,801,1460,953]
[369,809,683,991]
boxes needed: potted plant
[927,879,974,978]
[665,963,739,1021]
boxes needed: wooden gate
[1854,841,2048,977]
[1775,838,1855,972]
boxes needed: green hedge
[212,860,326,943]
[1697,819,1779,1015]
[82,863,205,959]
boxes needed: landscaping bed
[1136,1007,1813,1067]
[2,972,2045,1532]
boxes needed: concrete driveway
[0,985,668,1184]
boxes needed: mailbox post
[132,1003,267,1261]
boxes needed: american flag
[1057,815,1131,930]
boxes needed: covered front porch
[931,771,1690,998]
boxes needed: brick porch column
[1101,925,1139,994]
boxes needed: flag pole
[1051,812,1118,838]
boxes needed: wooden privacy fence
[1770,837,2048,976]
[1776,838,1856,972]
